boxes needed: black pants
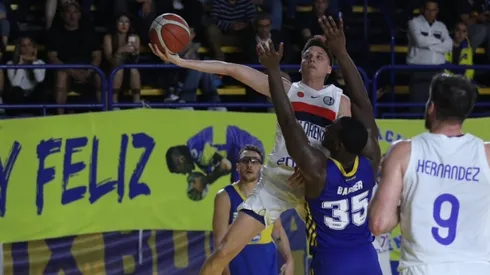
[4,86,45,116]
[409,70,441,114]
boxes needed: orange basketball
[149,13,191,54]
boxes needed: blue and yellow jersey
[305,156,376,254]
[186,126,264,182]
[223,184,278,275]
[445,38,474,80]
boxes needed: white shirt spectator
[407,15,452,65]
[7,60,46,91]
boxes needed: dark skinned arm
[336,51,381,172]
[263,42,327,198]
[319,15,381,172]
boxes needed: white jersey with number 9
[399,133,490,275]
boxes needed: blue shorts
[310,243,382,275]
[229,242,277,275]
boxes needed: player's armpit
[368,140,410,236]
[337,94,352,117]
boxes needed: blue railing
[108,64,370,110]
[372,64,490,117]
[0,64,107,116]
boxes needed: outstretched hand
[256,40,284,71]
[318,15,346,55]
[148,43,182,65]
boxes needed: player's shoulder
[386,139,412,158]
[215,187,231,203]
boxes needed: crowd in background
[0,0,486,116]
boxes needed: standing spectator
[179,28,226,111]
[446,22,474,80]
[46,1,102,114]
[457,0,490,59]
[5,36,46,116]
[206,0,256,60]
[103,13,141,104]
[407,0,452,113]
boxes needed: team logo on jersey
[297,91,304,98]
[323,96,335,106]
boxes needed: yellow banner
[1,109,489,246]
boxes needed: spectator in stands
[103,13,141,104]
[299,0,333,43]
[206,0,257,60]
[45,0,92,30]
[179,27,226,111]
[245,12,293,64]
[5,36,45,116]
[446,22,474,80]
[47,1,102,114]
[114,0,155,42]
[0,2,9,48]
[407,0,452,113]
[457,0,490,59]
[250,0,282,31]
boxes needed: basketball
[149,13,191,54]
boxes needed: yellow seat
[370,44,485,54]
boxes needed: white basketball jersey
[262,81,343,202]
[399,132,490,270]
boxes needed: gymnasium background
[1,109,488,275]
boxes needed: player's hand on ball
[256,40,283,70]
[288,167,305,189]
[318,15,346,55]
[148,43,181,65]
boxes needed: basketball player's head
[236,145,263,183]
[301,37,333,81]
[166,145,195,174]
[424,73,478,129]
[322,117,368,157]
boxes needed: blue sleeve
[186,127,215,173]
[226,126,265,163]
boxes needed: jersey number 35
[322,190,369,230]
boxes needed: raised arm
[368,140,410,236]
[148,43,291,97]
[258,41,327,198]
[319,16,380,170]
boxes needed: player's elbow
[369,215,392,236]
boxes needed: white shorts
[239,180,298,227]
[377,251,392,275]
[399,262,490,275]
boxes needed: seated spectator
[445,22,474,81]
[250,0,282,31]
[45,0,92,30]
[5,36,46,116]
[179,27,226,111]
[114,0,155,42]
[46,1,102,114]
[407,0,452,113]
[244,12,293,64]
[299,0,333,44]
[103,13,141,104]
[0,2,9,48]
[457,0,490,59]
[206,0,256,60]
